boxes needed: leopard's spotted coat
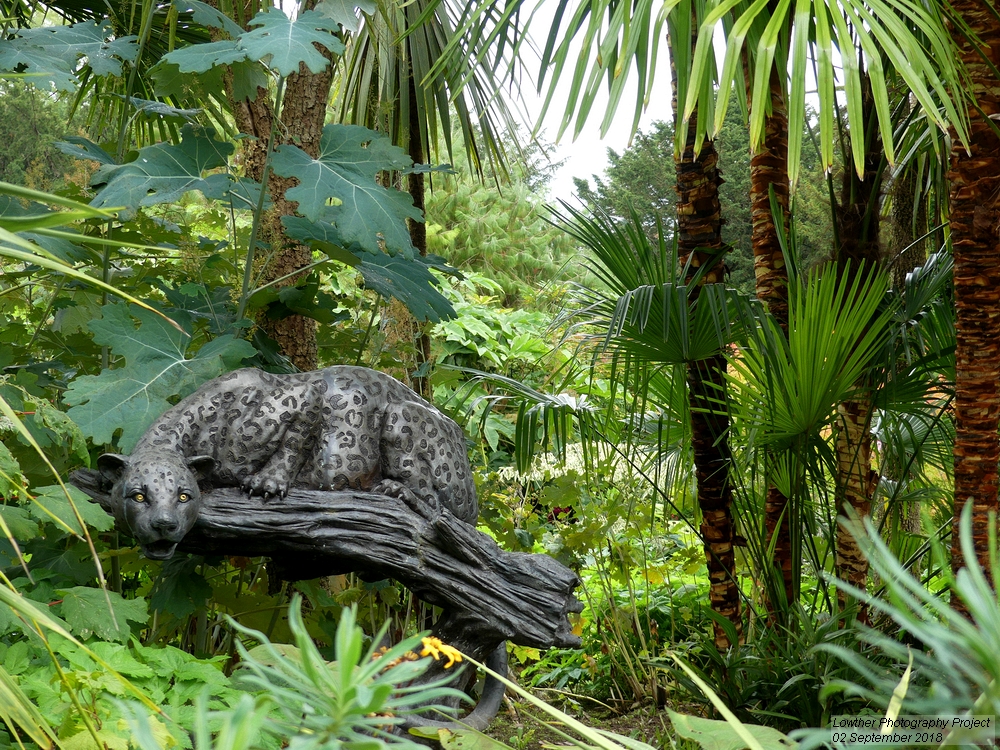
[99,367,477,559]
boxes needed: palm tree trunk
[748,60,794,617]
[833,71,882,616]
[834,397,874,592]
[947,0,1000,582]
[406,65,433,399]
[750,66,791,328]
[675,100,743,649]
[885,102,926,292]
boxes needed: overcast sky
[512,3,676,203]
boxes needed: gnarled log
[70,469,582,657]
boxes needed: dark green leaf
[59,587,148,642]
[0,505,37,540]
[314,0,374,33]
[89,124,238,216]
[240,8,344,76]
[160,40,248,74]
[29,485,115,533]
[229,59,269,102]
[55,137,116,165]
[0,21,138,91]
[0,442,24,498]
[62,303,255,450]
[149,61,227,101]
[150,556,213,618]
[281,217,455,322]
[174,0,245,39]
[23,537,96,585]
[271,124,418,255]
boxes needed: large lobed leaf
[271,124,420,255]
[63,303,255,451]
[59,587,148,643]
[241,8,345,76]
[0,21,138,91]
[86,124,258,215]
[161,6,347,77]
[282,216,456,322]
[30,485,115,534]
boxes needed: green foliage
[160,7,346,77]
[574,108,833,294]
[232,597,464,748]
[86,126,252,215]
[271,125,419,254]
[238,9,346,76]
[60,587,148,642]
[63,303,255,450]
[425,171,580,305]
[31,484,115,533]
[668,711,794,750]
[0,0,972,744]
[811,506,1000,734]
[0,20,138,91]
[728,267,895,448]
[0,82,76,189]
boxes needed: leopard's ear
[97,454,129,483]
[187,455,216,481]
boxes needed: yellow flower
[420,637,463,668]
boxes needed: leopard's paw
[246,473,289,500]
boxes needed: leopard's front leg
[243,382,325,499]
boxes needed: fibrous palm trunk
[947,0,1000,583]
[833,72,882,614]
[748,61,793,617]
[675,106,743,649]
[406,66,433,399]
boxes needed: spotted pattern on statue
[97,367,478,559]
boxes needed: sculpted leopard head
[98,451,216,560]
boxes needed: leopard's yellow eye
[132,492,145,503]
[178,492,190,503]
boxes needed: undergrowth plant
[813,504,1000,731]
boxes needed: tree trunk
[749,65,791,328]
[406,66,433,399]
[747,58,794,618]
[885,107,927,292]
[834,397,874,592]
[675,93,742,649]
[213,0,333,370]
[947,0,1000,583]
[833,71,882,617]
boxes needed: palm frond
[337,0,524,179]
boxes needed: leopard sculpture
[98,366,477,560]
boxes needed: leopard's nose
[152,516,179,533]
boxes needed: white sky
[534,83,671,203]
[512,2,677,203]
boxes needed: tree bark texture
[211,0,334,370]
[834,398,874,600]
[675,98,743,648]
[70,469,583,656]
[885,106,926,292]
[832,71,882,613]
[406,66,432,399]
[947,0,1000,582]
[747,57,794,618]
[749,65,791,329]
